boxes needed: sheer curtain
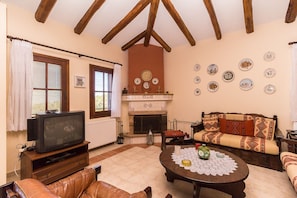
[7,40,33,131]
[111,64,122,117]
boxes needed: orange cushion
[164,130,184,137]
[219,118,254,136]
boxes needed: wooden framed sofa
[192,112,284,171]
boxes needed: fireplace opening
[133,114,167,134]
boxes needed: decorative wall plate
[194,88,201,96]
[194,64,201,71]
[239,78,253,91]
[264,51,275,62]
[264,84,276,94]
[134,77,141,85]
[152,77,159,85]
[222,71,235,82]
[239,58,253,71]
[194,76,201,84]
[141,70,152,81]
[207,81,219,92]
[207,64,218,75]
[143,81,150,89]
[264,68,276,78]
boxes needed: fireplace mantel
[122,93,173,102]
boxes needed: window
[32,53,69,114]
[89,64,113,118]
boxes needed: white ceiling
[3,0,291,48]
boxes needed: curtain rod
[6,35,122,66]
[289,41,297,45]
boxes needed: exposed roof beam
[161,0,196,46]
[102,0,151,44]
[122,31,147,51]
[35,0,57,23]
[203,0,221,40]
[151,30,171,52]
[243,0,254,33]
[74,0,106,34]
[286,0,297,23]
[144,0,160,46]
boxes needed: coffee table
[159,146,249,198]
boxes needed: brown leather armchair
[3,168,152,198]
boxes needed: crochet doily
[171,147,238,176]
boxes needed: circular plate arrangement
[239,58,253,71]
[207,64,218,75]
[152,77,159,85]
[194,64,201,71]
[194,76,201,84]
[264,68,276,78]
[134,77,141,85]
[264,51,275,62]
[264,84,276,94]
[239,78,253,91]
[141,69,153,81]
[222,71,235,82]
[208,81,219,92]
[194,88,201,96]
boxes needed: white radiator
[85,118,117,149]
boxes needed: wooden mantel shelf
[122,94,173,102]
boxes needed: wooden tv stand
[21,141,89,184]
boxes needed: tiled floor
[7,143,297,197]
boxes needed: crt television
[27,111,85,153]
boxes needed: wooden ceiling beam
[286,0,297,23]
[151,30,171,52]
[102,0,151,44]
[144,0,160,46]
[203,0,221,40]
[121,31,147,51]
[35,0,57,23]
[161,0,195,46]
[243,0,254,33]
[74,0,106,34]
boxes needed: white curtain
[7,40,33,131]
[111,64,122,117]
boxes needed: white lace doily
[171,147,238,176]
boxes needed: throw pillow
[219,118,254,136]
[254,117,276,140]
[202,116,219,132]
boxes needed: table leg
[193,182,201,198]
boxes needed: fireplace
[133,114,167,134]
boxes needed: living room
[1,1,297,196]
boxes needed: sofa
[1,168,152,198]
[280,137,297,193]
[192,112,283,171]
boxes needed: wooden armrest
[191,122,204,133]
[275,128,284,139]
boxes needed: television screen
[34,111,85,153]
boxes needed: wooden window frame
[33,53,69,113]
[89,64,113,118]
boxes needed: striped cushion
[280,152,297,192]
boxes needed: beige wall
[5,3,128,175]
[0,2,7,185]
[164,19,297,134]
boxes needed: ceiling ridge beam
[243,0,254,33]
[122,31,147,51]
[203,0,221,40]
[151,30,171,52]
[161,0,196,46]
[144,0,160,46]
[102,0,151,44]
[35,0,57,23]
[286,0,297,23]
[74,0,106,34]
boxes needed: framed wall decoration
[264,51,275,62]
[74,76,86,88]
[207,81,219,92]
[194,64,201,71]
[239,78,253,91]
[194,88,201,96]
[193,76,201,84]
[264,84,276,94]
[264,68,276,78]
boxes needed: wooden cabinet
[21,141,89,184]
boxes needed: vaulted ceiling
[4,0,297,52]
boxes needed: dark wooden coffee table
[159,146,249,198]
